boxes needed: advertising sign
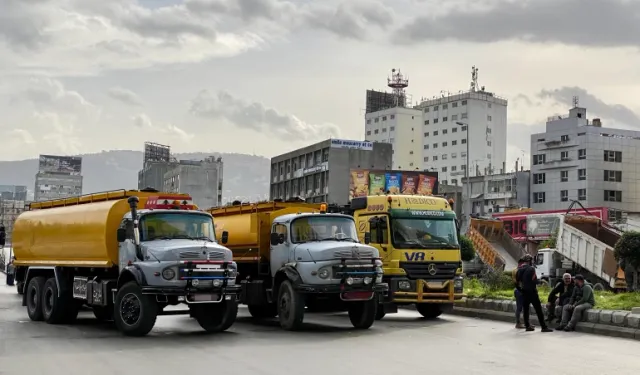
[349,169,438,200]
[330,139,373,151]
[38,155,82,175]
[526,214,562,240]
[492,207,608,241]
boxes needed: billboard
[330,139,373,151]
[38,155,82,175]
[144,142,171,164]
[349,169,438,201]
[492,207,608,241]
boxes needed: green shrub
[459,235,475,262]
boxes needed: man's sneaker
[525,326,535,332]
[555,325,566,331]
[541,327,553,333]
[563,326,574,332]
[515,323,525,329]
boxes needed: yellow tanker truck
[208,201,388,331]
[12,189,240,336]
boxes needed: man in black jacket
[546,273,575,322]
[516,254,553,332]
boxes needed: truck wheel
[192,300,239,333]
[375,306,386,320]
[277,280,305,331]
[17,281,25,295]
[42,277,76,324]
[248,303,278,319]
[26,276,46,321]
[113,281,158,337]
[93,306,114,322]
[593,283,605,291]
[348,298,377,329]
[416,304,442,319]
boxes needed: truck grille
[180,251,203,259]
[207,251,225,261]
[333,249,375,258]
[399,262,459,280]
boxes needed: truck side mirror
[368,217,379,230]
[455,219,461,236]
[221,231,229,244]
[379,220,388,230]
[116,228,126,243]
[364,232,371,244]
[270,232,280,246]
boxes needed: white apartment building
[365,90,508,186]
[530,106,640,214]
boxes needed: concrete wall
[164,159,223,209]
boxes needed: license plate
[195,264,221,270]
[188,293,219,302]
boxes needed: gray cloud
[132,113,153,128]
[189,89,340,140]
[0,0,53,51]
[397,0,640,47]
[538,86,640,126]
[108,87,142,106]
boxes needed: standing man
[512,257,530,329]
[516,254,553,332]
[546,273,575,322]
[556,274,595,331]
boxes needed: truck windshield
[391,218,459,249]
[290,216,358,243]
[140,213,216,242]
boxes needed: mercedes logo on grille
[427,263,437,276]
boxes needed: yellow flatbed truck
[329,195,465,319]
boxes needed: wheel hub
[120,293,142,326]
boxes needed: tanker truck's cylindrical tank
[12,199,131,268]
[214,212,261,255]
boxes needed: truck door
[368,215,390,257]
[270,223,289,277]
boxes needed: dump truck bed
[209,201,323,262]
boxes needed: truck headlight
[162,268,176,280]
[398,280,411,290]
[364,276,373,285]
[454,278,463,289]
[318,268,330,279]
[213,279,223,287]
[346,277,354,285]
[228,268,238,278]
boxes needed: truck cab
[333,195,464,319]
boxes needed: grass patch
[464,278,640,311]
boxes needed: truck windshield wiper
[170,234,212,241]
[318,237,358,242]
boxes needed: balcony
[536,158,579,170]
[485,191,515,200]
[539,138,579,150]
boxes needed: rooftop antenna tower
[387,68,409,107]
[470,66,479,92]
[572,95,579,108]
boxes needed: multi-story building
[0,185,27,201]
[0,199,26,244]
[530,105,640,216]
[270,138,395,206]
[139,160,177,191]
[34,154,83,201]
[465,170,530,216]
[364,68,508,186]
[164,156,224,209]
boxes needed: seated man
[546,273,575,322]
[556,274,595,331]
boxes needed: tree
[459,235,475,262]
[613,231,640,291]
[540,229,558,249]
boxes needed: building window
[434,131,439,136]
[452,179,458,184]
[462,139,467,144]
[443,116,448,122]
[533,173,546,184]
[452,127,458,133]
[461,164,466,170]
[366,119,371,124]
[487,115,492,121]
[578,169,586,180]
[424,120,430,125]
[442,154,448,160]
[452,140,457,146]
[453,102,458,108]
[424,107,429,113]
[409,151,414,155]
[604,170,622,182]
[434,105,439,110]
[452,153,457,158]
[382,128,387,133]
[390,115,395,119]
[442,180,447,185]
[487,141,492,146]
[534,192,546,203]
[433,143,438,148]
[452,166,457,171]
[424,144,429,150]
[561,170,568,182]
[424,157,429,162]
[533,154,546,165]
[375,118,379,123]
[561,135,569,142]
[442,142,448,147]
[461,126,467,131]
[433,156,438,161]
[443,104,448,109]
[578,149,586,160]
[374,129,379,134]
[561,151,569,160]
[461,100,467,105]
[382,116,387,121]
[366,131,371,136]
[578,189,586,201]
[604,150,622,162]
[604,190,622,202]
[442,167,448,172]
[452,114,458,121]
[443,129,448,134]
[434,118,439,123]
[461,113,468,119]
[561,190,568,202]
[424,132,429,137]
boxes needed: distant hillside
[0,150,270,204]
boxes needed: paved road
[0,281,637,375]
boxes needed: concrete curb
[448,297,640,341]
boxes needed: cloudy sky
[2,0,640,170]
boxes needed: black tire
[26,276,46,321]
[42,277,76,324]
[277,280,305,331]
[593,283,605,291]
[348,298,377,329]
[416,304,442,319]
[192,300,239,333]
[248,303,278,319]
[93,306,114,322]
[17,281,25,295]
[375,306,386,320]
[113,281,158,337]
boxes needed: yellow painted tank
[208,201,323,262]
[12,189,192,268]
